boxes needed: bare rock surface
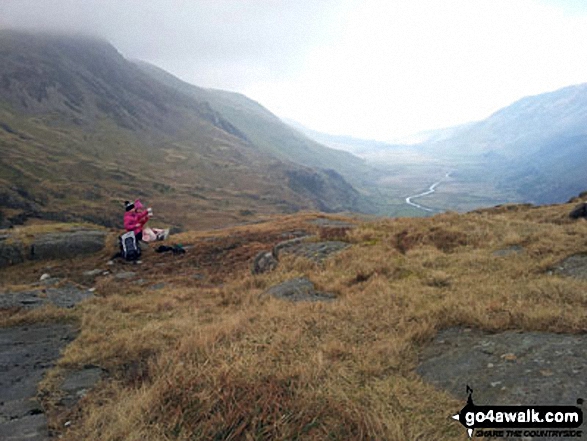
[0,230,106,268]
[0,324,77,441]
[59,367,104,408]
[114,271,137,280]
[569,202,587,219]
[263,277,336,302]
[251,251,278,275]
[0,284,93,310]
[0,238,24,267]
[275,240,350,263]
[493,245,524,257]
[551,254,587,280]
[417,327,586,436]
[307,218,356,228]
[31,230,106,261]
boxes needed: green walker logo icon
[451,386,584,439]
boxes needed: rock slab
[31,230,106,261]
[569,202,587,219]
[275,240,350,263]
[59,367,103,408]
[493,245,524,257]
[0,324,77,441]
[417,327,586,436]
[0,239,24,267]
[307,218,355,228]
[552,254,587,280]
[0,230,107,268]
[0,284,93,310]
[263,277,336,302]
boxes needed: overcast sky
[2,0,587,140]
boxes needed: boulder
[275,240,350,263]
[307,218,355,228]
[114,271,136,280]
[492,245,524,257]
[30,230,106,260]
[551,254,587,279]
[272,237,307,258]
[262,277,336,302]
[251,251,278,275]
[569,202,587,219]
[0,239,24,267]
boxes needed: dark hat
[124,200,135,212]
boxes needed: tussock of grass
[3,206,587,440]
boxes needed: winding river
[405,171,452,213]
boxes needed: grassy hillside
[134,61,384,195]
[1,197,586,439]
[0,31,372,230]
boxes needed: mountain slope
[425,83,587,158]
[133,61,380,192]
[0,31,371,229]
[440,84,587,204]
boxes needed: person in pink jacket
[123,199,151,242]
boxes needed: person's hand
[147,207,153,217]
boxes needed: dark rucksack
[119,231,141,261]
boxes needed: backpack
[119,231,141,261]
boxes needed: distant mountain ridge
[431,83,587,204]
[290,83,587,207]
[0,31,375,229]
[426,83,587,157]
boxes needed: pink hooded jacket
[123,200,149,235]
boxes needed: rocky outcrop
[569,202,587,219]
[551,254,587,279]
[275,240,350,263]
[0,284,94,310]
[0,229,107,268]
[417,327,586,411]
[492,245,524,257]
[0,236,24,267]
[0,324,78,441]
[262,277,336,302]
[30,230,106,260]
[59,367,104,408]
[251,236,350,275]
[251,251,278,275]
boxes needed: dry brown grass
[3,204,587,440]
